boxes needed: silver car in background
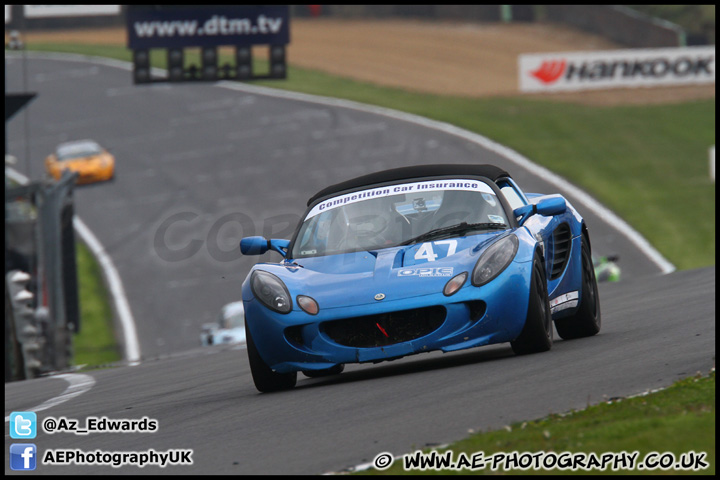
[200,301,246,346]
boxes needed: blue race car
[240,164,600,392]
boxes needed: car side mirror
[514,197,567,226]
[536,197,566,216]
[240,236,290,257]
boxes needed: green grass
[364,371,715,475]
[18,32,715,473]
[255,70,715,271]
[21,42,716,270]
[18,42,714,371]
[72,241,121,367]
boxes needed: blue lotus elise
[240,164,600,392]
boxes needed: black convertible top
[307,164,511,206]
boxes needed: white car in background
[200,301,246,346]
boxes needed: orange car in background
[45,139,115,184]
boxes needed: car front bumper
[245,261,532,373]
[48,166,114,184]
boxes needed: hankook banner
[519,46,715,92]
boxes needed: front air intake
[322,306,446,348]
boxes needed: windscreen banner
[306,179,494,220]
[519,46,715,92]
[127,5,290,49]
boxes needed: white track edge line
[5,374,96,422]
[7,53,674,373]
[9,47,678,475]
[72,217,141,365]
[9,51,675,274]
[5,166,141,366]
[217,81,676,275]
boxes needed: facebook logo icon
[10,412,37,439]
[10,444,37,471]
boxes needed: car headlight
[471,235,519,286]
[250,271,292,314]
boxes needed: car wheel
[302,364,345,378]
[511,253,553,355]
[245,323,297,393]
[555,237,601,339]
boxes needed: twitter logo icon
[10,412,37,439]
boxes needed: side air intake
[551,223,571,280]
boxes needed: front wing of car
[244,254,535,374]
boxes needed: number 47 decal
[414,240,457,262]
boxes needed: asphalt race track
[5,54,715,474]
[7,53,670,361]
[4,268,715,474]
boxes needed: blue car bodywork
[240,164,601,392]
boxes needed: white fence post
[710,146,715,182]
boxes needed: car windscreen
[292,178,509,258]
[56,142,102,161]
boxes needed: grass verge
[12,40,714,462]
[255,69,715,271]
[364,371,715,475]
[19,42,716,270]
[72,241,121,367]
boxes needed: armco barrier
[4,4,123,30]
[6,5,694,49]
[545,5,683,48]
[5,170,79,379]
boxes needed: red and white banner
[519,46,715,92]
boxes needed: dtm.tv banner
[127,5,289,49]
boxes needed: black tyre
[555,237,601,339]
[245,323,297,393]
[302,364,345,378]
[511,254,553,355]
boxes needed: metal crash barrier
[5,170,79,381]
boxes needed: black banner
[127,5,290,49]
